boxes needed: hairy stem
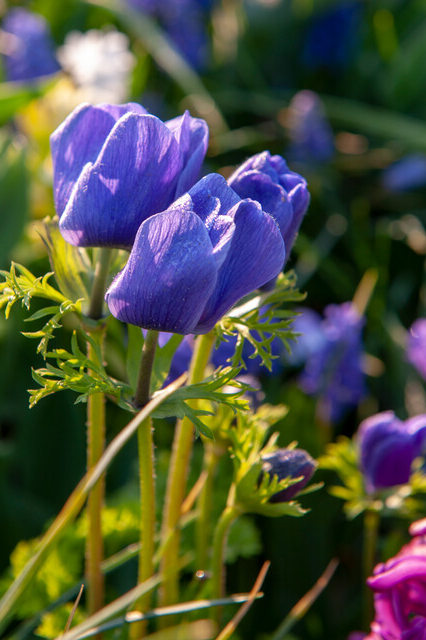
[88,248,112,320]
[132,330,159,639]
[211,504,240,623]
[195,443,221,572]
[159,331,215,613]
[86,333,106,620]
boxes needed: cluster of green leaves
[320,437,426,520]
[216,271,305,372]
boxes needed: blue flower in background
[407,318,426,380]
[228,151,310,256]
[106,173,286,334]
[296,303,366,423]
[126,0,214,69]
[51,103,209,249]
[381,155,426,192]
[286,308,326,367]
[287,91,335,164]
[1,8,60,82]
[303,1,361,71]
[261,448,317,503]
[357,411,426,493]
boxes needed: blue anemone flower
[105,173,286,334]
[50,103,209,249]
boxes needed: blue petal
[166,110,209,196]
[51,102,147,217]
[59,113,184,248]
[105,200,218,334]
[193,199,285,333]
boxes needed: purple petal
[166,110,209,195]
[59,113,184,248]
[50,102,147,217]
[193,199,285,333]
[105,200,218,334]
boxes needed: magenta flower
[366,518,426,639]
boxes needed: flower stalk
[211,501,241,623]
[159,331,215,612]
[132,329,159,639]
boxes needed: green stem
[195,443,221,572]
[86,337,106,618]
[132,330,159,639]
[159,331,215,612]
[363,508,380,631]
[85,248,112,619]
[88,249,112,320]
[211,504,240,622]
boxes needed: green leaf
[0,77,58,125]
[39,217,91,304]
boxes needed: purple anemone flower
[105,173,286,334]
[287,90,335,164]
[228,151,310,256]
[299,302,366,423]
[382,155,426,193]
[407,319,426,380]
[1,8,60,82]
[261,448,317,503]
[357,411,426,494]
[366,518,426,639]
[50,103,209,249]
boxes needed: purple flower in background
[286,308,326,366]
[299,302,366,423]
[407,319,426,379]
[382,155,426,192]
[303,1,361,71]
[228,151,310,255]
[287,91,335,163]
[106,173,286,334]
[1,8,60,82]
[126,0,214,69]
[365,518,426,639]
[357,411,426,494]
[51,103,209,249]
[261,448,317,503]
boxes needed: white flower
[57,29,135,103]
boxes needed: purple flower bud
[357,411,426,493]
[261,448,317,503]
[299,303,365,423]
[366,519,426,639]
[1,8,60,82]
[382,155,426,192]
[407,319,426,380]
[105,173,286,334]
[287,91,334,164]
[228,151,310,255]
[50,104,209,249]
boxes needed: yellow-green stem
[85,247,112,619]
[211,505,240,623]
[363,508,380,631]
[195,443,221,572]
[131,330,159,638]
[159,331,215,613]
[86,335,106,618]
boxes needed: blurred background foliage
[1,0,426,638]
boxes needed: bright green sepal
[0,262,67,318]
[29,331,132,409]
[216,271,305,372]
[152,366,250,438]
[39,217,91,305]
